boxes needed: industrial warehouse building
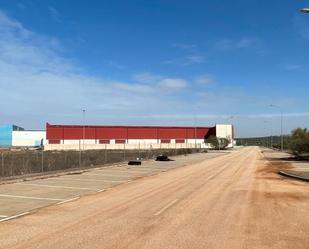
[0,123,234,150]
[45,123,234,150]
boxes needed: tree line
[236,128,309,156]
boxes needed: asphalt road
[0,147,308,249]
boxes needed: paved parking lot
[0,151,227,221]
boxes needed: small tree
[205,135,219,149]
[205,136,230,149]
[218,137,230,149]
[288,128,309,156]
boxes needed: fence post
[79,140,82,167]
[41,149,44,172]
[1,152,4,178]
[123,143,126,161]
[105,144,107,163]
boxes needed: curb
[278,171,309,182]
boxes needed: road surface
[0,147,308,249]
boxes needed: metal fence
[0,147,204,179]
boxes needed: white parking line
[0,194,65,201]
[154,199,179,216]
[0,212,30,222]
[57,197,80,205]
[98,169,154,173]
[59,177,124,183]
[16,183,100,191]
[85,173,130,178]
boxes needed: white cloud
[284,64,302,70]
[194,75,212,85]
[158,78,187,89]
[0,10,190,128]
[216,37,258,50]
[49,6,61,23]
[132,72,161,84]
[172,43,197,50]
[163,55,206,66]
[133,72,187,90]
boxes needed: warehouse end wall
[12,131,46,147]
[215,124,234,148]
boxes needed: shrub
[288,128,309,156]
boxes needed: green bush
[205,135,230,149]
[288,128,309,156]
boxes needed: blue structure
[0,125,24,147]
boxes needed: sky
[0,0,309,137]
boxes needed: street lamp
[263,120,272,148]
[269,104,283,151]
[300,8,309,13]
[82,109,86,151]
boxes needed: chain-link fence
[0,147,204,178]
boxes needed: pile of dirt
[256,161,294,174]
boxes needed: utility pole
[82,109,86,151]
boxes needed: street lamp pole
[82,109,86,151]
[194,115,197,149]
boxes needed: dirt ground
[0,147,308,249]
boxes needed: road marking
[0,212,30,222]
[57,197,80,205]
[0,194,65,201]
[85,173,130,178]
[59,177,124,183]
[0,215,8,218]
[154,199,179,216]
[16,183,100,191]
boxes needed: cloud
[158,78,187,90]
[0,10,191,128]
[132,72,161,84]
[215,37,258,50]
[112,82,154,94]
[194,75,212,85]
[133,72,187,90]
[184,55,206,65]
[172,43,197,50]
[49,6,61,23]
[163,55,206,66]
[284,64,302,70]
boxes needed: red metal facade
[46,123,216,140]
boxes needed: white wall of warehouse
[215,124,234,147]
[12,131,46,147]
